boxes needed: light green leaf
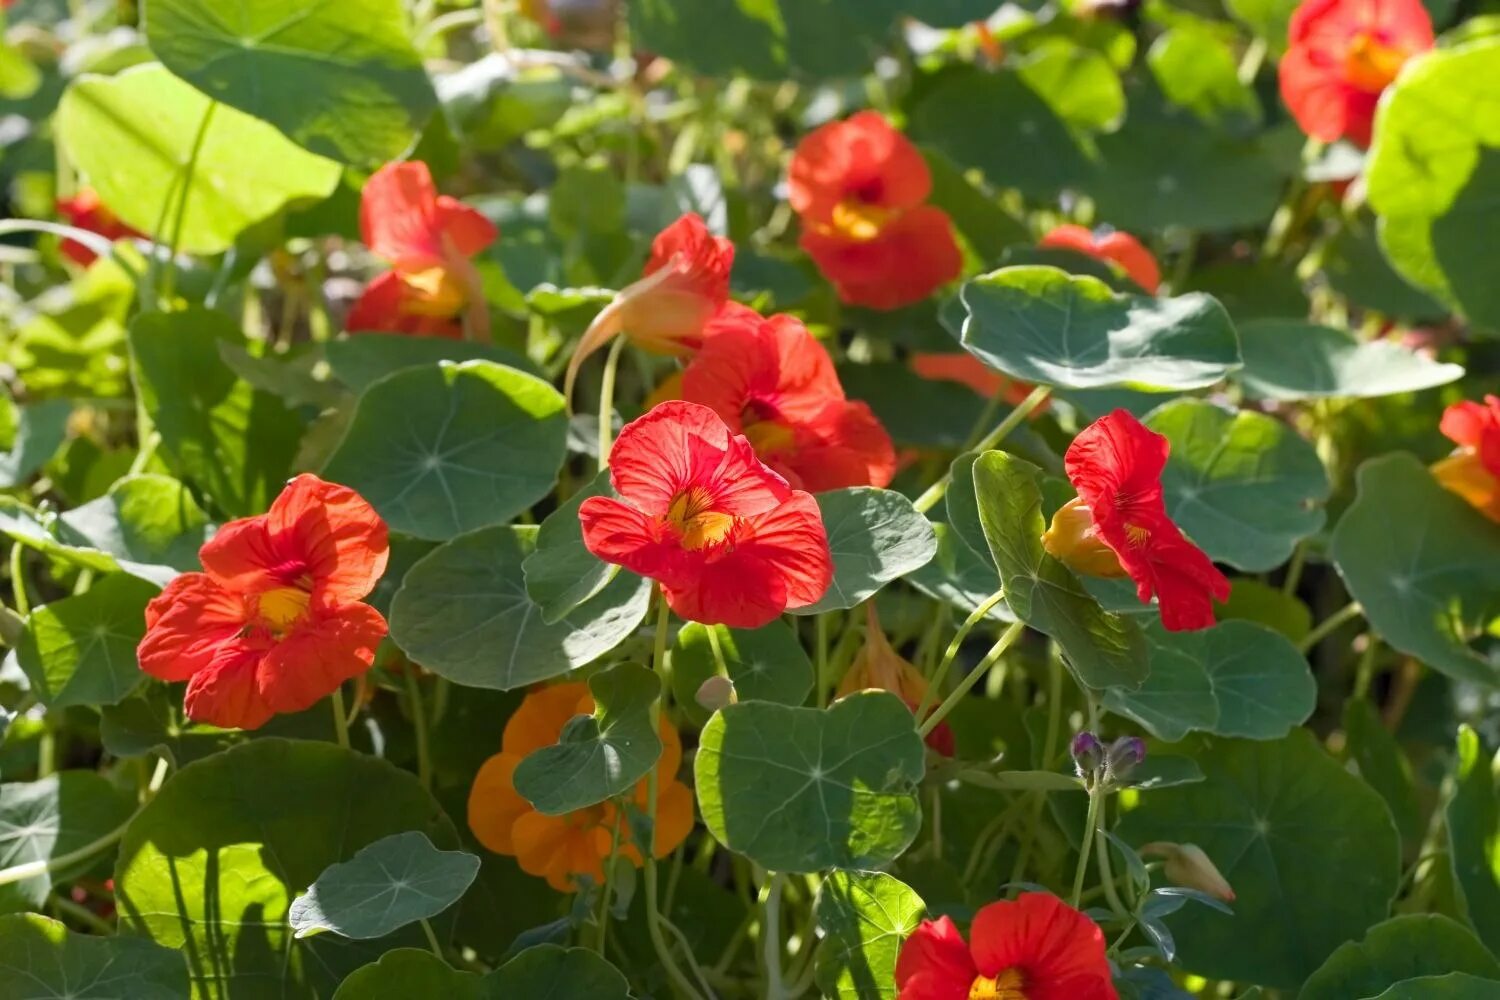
[1144,399,1329,572]
[972,450,1147,691]
[322,361,566,541]
[814,871,926,1000]
[1118,732,1400,988]
[288,832,480,940]
[960,267,1241,391]
[905,523,1017,622]
[0,772,136,913]
[55,63,341,254]
[512,663,662,815]
[1331,454,1500,686]
[333,949,482,1000]
[694,692,926,873]
[1224,0,1297,54]
[485,944,630,998]
[1300,914,1500,1000]
[146,0,437,165]
[1147,26,1261,127]
[522,467,619,624]
[792,488,937,615]
[115,739,460,999]
[1104,620,1314,741]
[1371,975,1500,999]
[1446,726,1500,955]
[1016,40,1125,132]
[1235,319,1464,401]
[16,574,156,709]
[671,620,815,726]
[0,398,70,488]
[57,474,212,587]
[323,333,539,392]
[1367,39,1500,331]
[0,913,187,999]
[389,525,650,690]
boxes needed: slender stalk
[597,335,627,471]
[127,432,160,476]
[1281,541,1307,596]
[1071,783,1103,906]
[159,102,218,305]
[404,668,431,791]
[1009,648,1065,890]
[912,385,1051,514]
[915,589,1006,721]
[763,872,787,1000]
[1093,798,1131,919]
[10,543,29,617]
[330,685,350,750]
[706,623,731,678]
[50,892,114,935]
[594,808,624,955]
[919,622,1023,737]
[1299,601,1364,654]
[419,918,445,961]
[815,613,830,708]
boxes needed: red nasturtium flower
[837,604,954,756]
[680,309,896,492]
[55,188,143,266]
[348,160,497,340]
[1279,0,1433,147]
[468,682,693,891]
[579,401,833,628]
[1432,396,1500,523]
[1038,224,1161,293]
[788,111,962,310]
[136,475,389,730]
[564,212,736,402]
[1043,410,1230,631]
[896,891,1118,1000]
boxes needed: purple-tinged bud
[1070,731,1105,775]
[1104,735,1146,783]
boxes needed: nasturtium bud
[1141,842,1236,902]
[696,675,737,713]
[1104,735,1147,785]
[1071,731,1106,775]
[1041,497,1129,578]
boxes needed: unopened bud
[1141,842,1235,902]
[695,675,736,713]
[1104,736,1146,784]
[1041,498,1128,579]
[1070,731,1105,775]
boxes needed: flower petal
[182,642,275,730]
[895,916,974,1000]
[800,205,961,311]
[467,752,530,855]
[434,195,497,257]
[360,161,445,270]
[138,573,247,682]
[255,603,387,715]
[500,682,593,756]
[266,474,390,605]
[969,893,1116,1000]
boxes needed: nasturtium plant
[3,0,1499,996]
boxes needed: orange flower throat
[1345,31,1408,92]
[666,487,736,551]
[830,199,894,242]
[256,586,311,633]
[970,968,1027,1000]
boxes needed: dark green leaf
[0,398,70,487]
[1344,699,1423,846]
[814,871,926,1000]
[56,474,212,586]
[0,913,187,999]
[323,334,539,392]
[1235,320,1464,401]
[333,949,483,1000]
[1301,914,1500,1000]
[1370,974,1500,998]
[1446,726,1500,955]
[671,620,814,726]
[792,488,937,614]
[0,772,136,913]
[522,467,618,623]
[484,944,630,998]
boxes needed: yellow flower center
[667,486,736,551]
[830,198,893,242]
[401,266,468,316]
[970,968,1027,1000]
[742,418,797,456]
[257,586,311,632]
[1345,32,1408,93]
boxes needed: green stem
[159,101,218,305]
[404,669,431,791]
[816,613,830,708]
[50,892,114,935]
[597,335,627,472]
[10,543,29,617]
[127,432,160,477]
[762,872,787,1000]
[1071,783,1103,906]
[1281,541,1307,596]
[706,623,731,679]
[1093,797,1131,919]
[1009,648,1065,890]
[594,808,624,955]
[419,918,445,962]
[915,589,1006,721]
[1299,601,1364,654]
[920,621,1023,737]
[330,685,350,750]
[913,385,1051,514]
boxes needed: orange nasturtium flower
[55,188,143,266]
[1038,224,1162,293]
[837,604,954,756]
[1044,410,1230,631]
[467,682,694,892]
[136,475,389,730]
[347,160,498,339]
[896,891,1118,1000]
[564,212,736,402]
[579,401,833,629]
[1432,396,1500,523]
[679,308,897,492]
[788,111,962,310]
[1279,0,1433,147]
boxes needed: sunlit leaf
[16,574,156,709]
[1301,914,1500,1000]
[289,832,480,940]
[1235,320,1464,400]
[0,772,135,913]
[814,871,926,1000]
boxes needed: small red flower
[137,474,390,730]
[565,213,736,401]
[579,401,833,628]
[788,112,962,310]
[1038,224,1161,293]
[1279,0,1433,147]
[55,188,143,266]
[1046,410,1230,632]
[895,892,1118,1000]
[1432,395,1500,523]
[349,161,497,339]
[680,309,895,492]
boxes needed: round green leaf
[323,333,539,393]
[1367,39,1500,331]
[288,832,480,940]
[512,662,662,815]
[322,361,567,541]
[972,450,1147,691]
[814,871,926,1000]
[1235,319,1464,401]
[1331,454,1500,686]
[16,574,156,709]
[1372,975,1500,999]
[333,949,483,1000]
[522,467,619,624]
[1323,227,1448,320]
[791,488,937,615]
[1118,731,1400,988]
[0,913,188,999]
[1104,620,1314,741]
[1144,399,1329,572]
[389,525,650,690]
[114,739,459,999]
[1446,726,1500,955]
[960,267,1241,391]
[1344,698,1423,846]
[1016,40,1125,132]
[55,64,341,254]
[56,474,212,587]
[0,398,70,488]
[147,0,437,166]
[1147,26,1261,128]
[671,620,814,726]
[1301,914,1500,1000]
[0,772,136,913]
[486,944,630,998]
[694,692,926,873]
